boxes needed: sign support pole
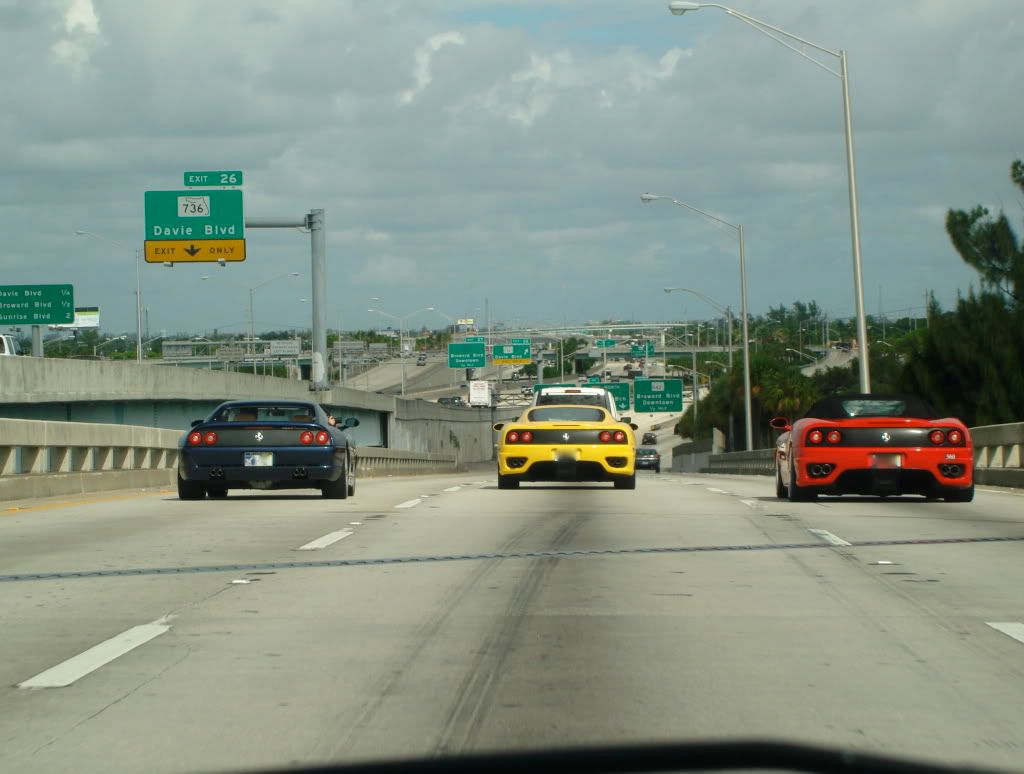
[32,326,42,357]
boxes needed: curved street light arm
[664,287,729,318]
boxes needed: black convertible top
[803,393,939,420]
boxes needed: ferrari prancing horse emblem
[255,432,264,442]
[881,432,891,443]
[562,433,570,441]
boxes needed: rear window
[528,407,606,422]
[214,404,318,422]
[536,393,608,407]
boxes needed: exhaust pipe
[819,463,832,475]
[809,464,822,477]
[209,467,224,479]
[292,467,308,480]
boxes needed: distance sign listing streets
[0,284,74,325]
[634,379,683,413]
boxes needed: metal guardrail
[702,422,1024,488]
[0,418,464,501]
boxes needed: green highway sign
[634,378,683,413]
[0,284,74,325]
[532,383,573,392]
[465,336,486,343]
[598,382,631,412]
[448,342,486,369]
[492,343,531,364]
[631,342,656,357]
[587,375,600,383]
[184,170,243,187]
[144,189,244,241]
[510,337,531,345]
[595,338,616,348]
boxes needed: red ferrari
[771,394,974,502]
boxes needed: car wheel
[177,472,206,501]
[322,463,349,499]
[775,462,787,499]
[943,484,974,503]
[207,486,228,498]
[498,474,519,489]
[787,460,816,501]
[614,474,636,490]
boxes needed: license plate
[244,451,274,467]
[870,453,902,469]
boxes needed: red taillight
[315,431,330,445]
[613,430,627,443]
[506,431,520,443]
[947,430,963,445]
[929,430,946,445]
[300,431,314,445]
[826,430,842,444]
[599,430,612,443]
[519,431,534,443]
[203,431,218,445]
[807,430,823,444]
[187,431,202,446]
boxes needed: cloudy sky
[2,0,1021,337]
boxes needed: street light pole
[667,1,869,392]
[75,231,143,364]
[644,195,753,450]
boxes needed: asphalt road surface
[3,473,1024,773]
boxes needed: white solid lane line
[808,528,853,547]
[987,622,1024,645]
[394,498,422,509]
[443,486,462,492]
[297,528,354,551]
[19,620,172,688]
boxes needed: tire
[944,484,974,503]
[787,460,816,501]
[498,474,520,489]
[614,474,637,490]
[322,463,349,499]
[775,463,787,499]
[207,486,228,498]
[655,466,661,474]
[177,472,206,501]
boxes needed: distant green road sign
[631,342,656,357]
[465,336,486,343]
[595,338,616,348]
[0,284,74,325]
[634,378,683,413]
[597,382,632,412]
[184,171,243,187]
[144,189,244,241]
[492,343,531,365]
[448,342,486,369]
[510,337,531,345]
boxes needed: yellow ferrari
[493,404,637,489]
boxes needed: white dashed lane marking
[987,622,1024,646]
[443,486,462,492]
[19,618,173,688]
[740,499,759,509]
[297,528,354,551]
[394,498,422,510]
[706,487,730,494]
[808,528,852,547]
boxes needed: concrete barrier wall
[703,422,1024,488]
[391,400,521,465]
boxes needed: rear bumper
[498,446,634,481]
[179,447,346,484]
[793,447,973,496]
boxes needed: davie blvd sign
[143,187,245,263]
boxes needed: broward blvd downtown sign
[144,171,245,263]
[0,284,74,325]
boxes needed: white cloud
[396,30,466,105]
[51,0,101,73]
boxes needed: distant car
[641,431,658,446]
[439,396,465,407]
[494,405,637,489]
[416,354,428,365]
[635,447,661,473]
[177,400,358,500]
[771,393,974,502]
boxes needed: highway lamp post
[202,272,300,362]
[667,1,870,393]
[93,335,127,357]
[665,288,739,448]
[368,307,434,397]
[643,194,752,450]
[684,333,699,430]
[75,230,143,364]
[786,348,816,363]
[429,308,459,387]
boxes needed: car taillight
[807,430,823,444]
[187,431,202,446]
[613,430,627,443]
[929,430,946,445]
[506,431,520,443]
[203,431,218,445]
[300,431,314,444]
[316,431,330,444]
[947,430,963,445]
[519,431,534,443]
[599,431,612,443]
[826,430,842,444]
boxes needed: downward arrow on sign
[184,244,201,256]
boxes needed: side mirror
[343,417,360,428]
[630,423,639,431]
[493,423,504,432]
[191,419,203,427]
[769,416,792,431]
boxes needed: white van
[0,334,22,356]
[532,385,621,421]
